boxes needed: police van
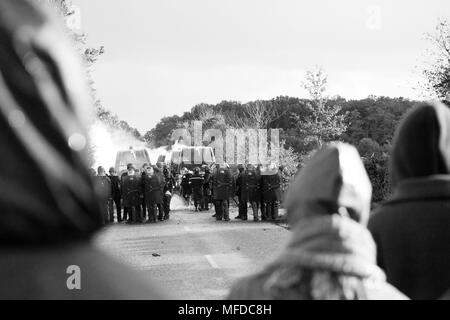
[114,147,152,175]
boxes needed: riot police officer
[256,164,266,220]
[202,166,212,211]
[243,164,262,221]
[142,166,165,222]
[95,166,113,224]
[121,164,142,224]
[190,167,204,212]
[234,165,248,220]
[109,167,122,222]
[163,166,175,218]
[260,163,282,221]
[141,163,150,220]
[212,163,233,221]
[180,168,192,206]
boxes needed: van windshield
[116,149,150,171]
[179,147,214,165]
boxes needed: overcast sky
[74,0,449,133]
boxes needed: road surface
[95,196,290,299]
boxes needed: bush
[362,154,391,204]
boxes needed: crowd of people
[90,160,286,225]
[178,163,286,222]
[90,163,176,224]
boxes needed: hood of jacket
[390,101,450,187]
[284,142,372,226]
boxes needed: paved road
[95,196,290,299]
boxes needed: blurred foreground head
[390,101,450,187]
[0,0,103,244]
[284,142,372,226]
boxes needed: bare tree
[228,100,285,129]
[194,103,226,126]
[422,19,450,99]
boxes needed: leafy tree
[293,67,348,148]
[357,137,383,157]
[144,115,182,148]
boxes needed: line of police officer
[179,163,283,222]
[92,163,176,224]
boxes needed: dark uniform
[261,168,282,221]
[212,164,233,221]
[120,171,129,221]
[121,174,142,223]
[140,169,148,220]
[163,168,175,218]
[95,175,113,223]
[142,170,165,222]
[241,165,262,221]
[256,165,266,220]
[109,174,122,222]
[181,170,192,205]
[189,168,204,211]
[235,166,248,220]
[202,167,212,210]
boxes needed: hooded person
[0,0,166,299]
[228,143,406,300]
[368,101,450,300]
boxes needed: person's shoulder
[227,273,271,300]
[368,203,395,231]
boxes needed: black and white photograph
[0,0,450,307]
